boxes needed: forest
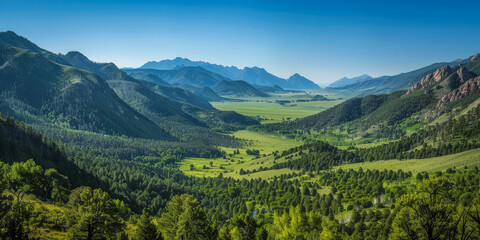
[1,29,480,239]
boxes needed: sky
[1,0,480,85]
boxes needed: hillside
[0,44,172,140]
[212,80,270,97]
[0,114,100,188]
[255,54,480,141]
[128,72,171,86]
[334,59,468,96]
[107,79,257,144]
[139,80,214,109]
[180,85,228,102]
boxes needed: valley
[1,29,480,240]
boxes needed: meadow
[333,148,480,174]
[179,130,302,178]
[212,91,344,123]
[180,91,345,178]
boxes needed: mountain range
[124,67,271,98]
[139,57,321,90]
[0,30,258,143]
[328,74,372,88]
[330,59,469,96]
[256,53,480,136]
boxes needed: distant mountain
[179,85,228,102]
[328,74,372,88]
[141,57,242,79]
[124,67,270,98]
[128,72,171,86]
[256,53,480,135]
[0,31,260,145]
[211,80,270,97]
[138,57,321,89]
[124,67,229,87]
[0,43,172,140]
[252,84,285,93]
[139,80,214,109]
[237,67,286,87]
[286,73,321,89]
[335,59,469,96]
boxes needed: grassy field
[180,91,346,178]
[212,92,344,123]
[333,148,480,174]
[179,130,302,178]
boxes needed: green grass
[227,168,299,181]
[212,93,343,123]
[179,130,302,178]
[333,148,480,174]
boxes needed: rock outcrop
[406,65,458,95]
[437,75,480,108]
[471,53,480,62]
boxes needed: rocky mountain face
[405,54,480,109]
[437,75,480,108]
[405,65,458,94]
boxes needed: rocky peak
[437,76,480,109]
[456,67,475,84]
[471,53,480,62]
[405,65,458,95]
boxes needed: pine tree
[135,210,162,240]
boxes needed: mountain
[0,30,45,53]
[0,35,172,140]
[106,79,258,142]
[107,80,204,127]
[211,80,270,97]
[256,53,480,137]
[236,67,286,87]
[138,57,321,89]
[125,67,270,98]
[252,84,285,93]
[334,59,469,96]
[141,57,242,79]
[125,66,230,87]
[180,85,228,102]
[139,80,214,109]
[128,72,170,86]
[405,54,480,109]
[59,51,142,84]
[328,74,372,88]
[286,73,321,89]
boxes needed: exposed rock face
[406,65,458,95]
[472,53,480,62]
[456,67,475,85]
[437,76,480,108]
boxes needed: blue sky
[1,0,479,85]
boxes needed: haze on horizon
[1,0,479,85]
